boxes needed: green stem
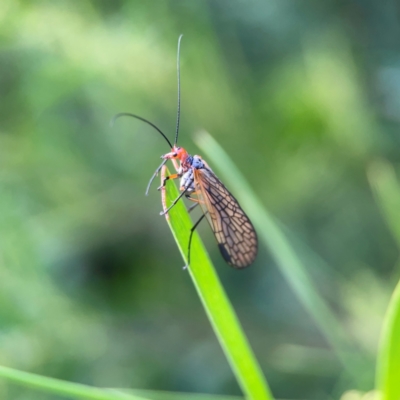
[0,365,149,400]
[376,279,400,400]
[162,166,273,400]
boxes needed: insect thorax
[180,169,195,191]
[192,155,204,169]
[184,155,204,169]
[179,155,204,191]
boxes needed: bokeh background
[1,1,399,399]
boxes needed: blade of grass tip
[376,279,400,400]
[161,166,273,400]
[0,365,149,400]
[194,130,362,385]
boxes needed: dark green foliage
[0,2,398,399]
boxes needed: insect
[113,35,257,269]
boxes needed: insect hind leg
[184,212,207,269]
[185,191,203,213]
[187,202,199,213]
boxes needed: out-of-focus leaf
[195,131,362,385]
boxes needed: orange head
[162,145,189,163]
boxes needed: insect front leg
[157,156,181,191]
[157,173,181,191]
[160,165,170,220]
[171,157,180,172]
[146,159,168,196]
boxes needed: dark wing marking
[193,167,258,268]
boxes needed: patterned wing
[193,166,258,268]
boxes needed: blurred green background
[0,1,399,399]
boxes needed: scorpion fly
[113,35,258,269]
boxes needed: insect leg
[145,159,168,196]
[160,165,170,220]
[185,191,203,213]
[159,179,194,215]
[157,173,180,191]
[171,158,180,172]
[184,212,207,269]
[187,202,199,213]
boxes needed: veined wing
[193,166,258,268]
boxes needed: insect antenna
[111,112,173,148]
[174,34,183,146]
[112,35,184,196]
[111,113,173,195]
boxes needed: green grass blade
[162,168,273,400]
[376,279,400,400]
[368,160,400,248]
[0,365,149,400]
[368,161,400,399]
[0,364,247,400]
[125,389,243,400]
[194,131,362,384]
